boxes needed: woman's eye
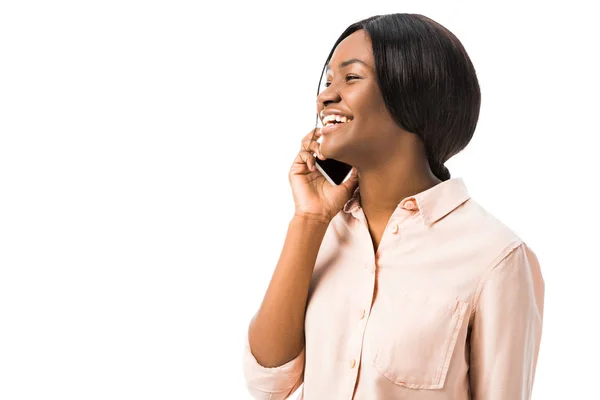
[324,76,359,88]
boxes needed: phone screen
[315,157,353,186]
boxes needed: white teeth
[323,114,352,125]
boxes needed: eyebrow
[326,58,369,72]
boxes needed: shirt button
[349,359,356,368]
[359,309,366,319]
[390,224,399,234]
[404,200,416,210]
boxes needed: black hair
[315,13,481,181]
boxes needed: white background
[1,1,598,399]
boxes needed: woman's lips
[321,121,351,134]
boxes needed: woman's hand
[288,128,359,223]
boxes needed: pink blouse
[243,177,545,399]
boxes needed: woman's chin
[320,144,349,164]
[319,124,354,161]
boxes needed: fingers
[298,149,317,172]
[302,127,320,141]
[301,128,325,160]
[292,128,326,175]
[302,138,323,160]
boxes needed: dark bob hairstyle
[315,14,481,182]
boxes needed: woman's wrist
[293,211,331,225]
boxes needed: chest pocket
[371,293,469,390]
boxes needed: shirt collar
[343,177,470,227]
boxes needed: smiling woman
[313,15,480,184]
[243,13,544,400]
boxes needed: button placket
[349,264,374,379]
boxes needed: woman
[243,13,544,400]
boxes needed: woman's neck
[357,157,441,224]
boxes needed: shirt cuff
[243,333,305,395]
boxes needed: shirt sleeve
[469,242,545,399]
[242,331,305,399]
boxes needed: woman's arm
[243,213,330,400]
[469,242,545,399]
[249,213,329,367]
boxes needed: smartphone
[313,126,353,186]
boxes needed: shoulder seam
[469,237,524,320]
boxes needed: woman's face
[317,29,403,167]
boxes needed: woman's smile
[321,120,353,135]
